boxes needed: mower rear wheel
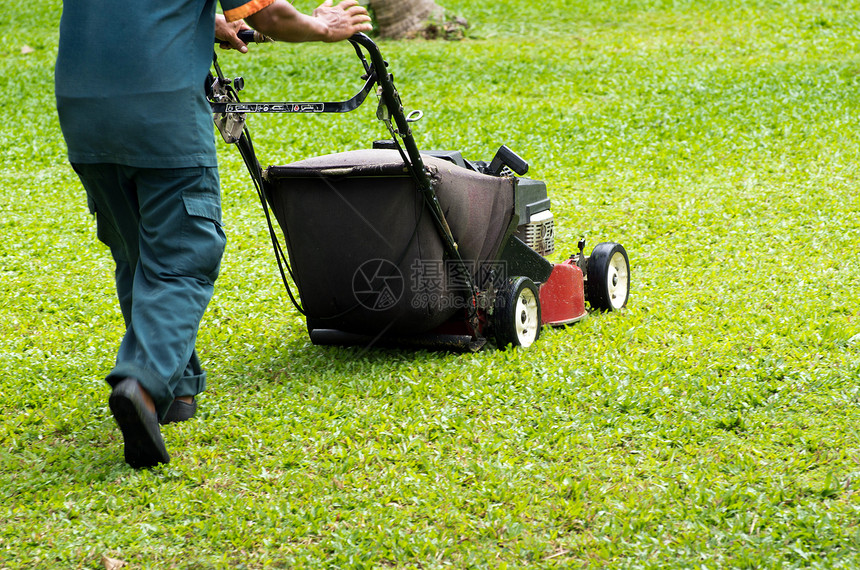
[585,242,630,311]
[494,276,542,349]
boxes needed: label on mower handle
[221,102,325,113]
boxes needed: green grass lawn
[3,0,860,567]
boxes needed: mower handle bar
[210,31,428,193]
[209,33,381,115]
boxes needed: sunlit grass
[2,1,860,567]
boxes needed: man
[55,0,371,468]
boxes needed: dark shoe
[108,378,170,468]
[160,397,197,425]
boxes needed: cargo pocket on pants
[181,190,226,283]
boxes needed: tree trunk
[368,0,446,39]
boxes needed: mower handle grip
[215,29,273,45]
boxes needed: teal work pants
[73,164,226,420]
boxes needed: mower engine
[512,178,555,257]
[516,210,555,257]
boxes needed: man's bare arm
[246,0,372,43]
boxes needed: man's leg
[74,163,225,465]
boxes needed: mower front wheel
[494,276,542,349]
[585,242,630,311]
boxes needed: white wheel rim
[515,287,539,347]
[606,251,630,310]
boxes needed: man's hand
[215,14,252,53]
[313,0,373,42]
[246,0,372,43]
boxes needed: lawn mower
[208,32,630,351]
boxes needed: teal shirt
[55,0,253,168]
